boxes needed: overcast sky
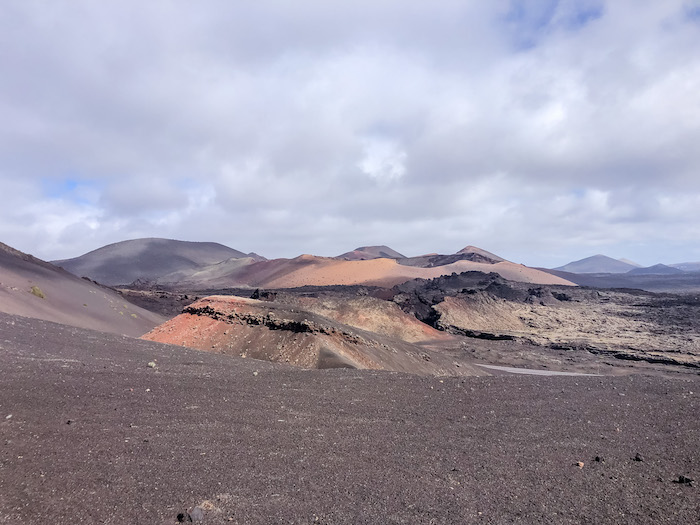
[1,1,699,267]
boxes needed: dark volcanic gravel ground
[0,312,698,524]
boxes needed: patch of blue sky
[684,0,700,22]
[41,176,100,206]
[176,178,203,191]
[502,0,604,50]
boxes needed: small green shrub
[30,285,45,299]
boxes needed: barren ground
[0,312,697,524]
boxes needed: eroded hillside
[142,295,485,376]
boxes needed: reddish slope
[142,296,481,375]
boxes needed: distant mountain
[553,255,638,274]
[151,252,573,290]
[455,245,505,264]
[246,252,268,262]
[52,239,572,290]
[627,264,684,275]
[336,246,406,260]
[53,238,249,286]
[399,245,505,268]
[618,258,642,267]
[538,266,700,293]
[0,241,165,336]
[671,262,700,272]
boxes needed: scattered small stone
[5,414,11,420]
[594,456,604,463]
[177,512,192,522]
[147,361,157,368]
[633,453,644,462]
[673,475,695,486]
[253,371,258,376]
[576,461,585,469]
[66,419,73,425]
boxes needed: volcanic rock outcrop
[142,295,482,375]
[392,272,700,370]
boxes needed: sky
[1,0,699,268]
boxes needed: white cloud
[358,138,407,184]
[0,1,699,267]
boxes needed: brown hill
[142,295,480,375]
[456,245,506,263]
[397,244,509,268]
[0,242,165,336]
[163,254,574,290]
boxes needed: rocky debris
[116,288,200,318]
[633,453,644,462]
[189,506,205,521]
[391,270,700,371]
[673,475,695,486]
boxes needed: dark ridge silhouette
[52,237,249,285]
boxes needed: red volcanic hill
[142,295,479,375]
[52,238,254,286]
[0,242,165,336]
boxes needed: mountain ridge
[554,254,638,274]
[52,238,249,286]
